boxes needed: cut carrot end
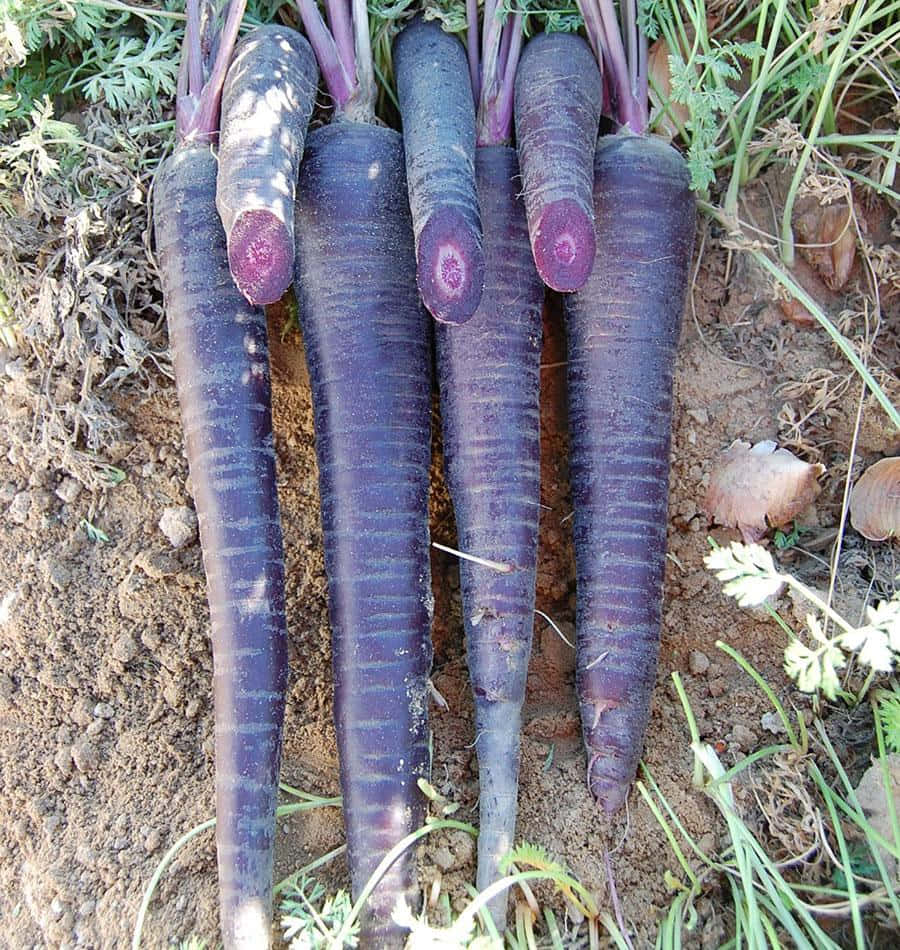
[228,209,293,306]
[532,198,596,292]
[416,207,485,325]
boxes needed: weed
[706,539,900,700]
[876,684,900,753]
[280,879,359,949]
[631,662,900,948]
[80,517,110,543]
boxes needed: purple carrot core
[416,207,484,324]
[227,209,292,306]
[533,197,597,293]
[438,247,464,292]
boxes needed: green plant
[1,2,183,126]
[273,778,608,948]
[280,878,359,949]
[876,684,900,753]
[706,540,900,700]
[647,0,900,219]
[0,2,295,129]
[80,517,110,543]
[630,663,900,948]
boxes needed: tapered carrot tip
[582,690,652,814]
[586,738,631,814]
[592,771,629,815]
[228,209,293,306]
[229,899,269,949]
[416,207,485,325]
[532,198,596,293]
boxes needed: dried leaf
[703,440,825,542]
[773,254,841,328]
[853,756,900,878]
[648,37,691,142]
[795,199,856,291]
[850,457,900,541]
[777,295,817,328]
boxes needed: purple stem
[622,0,648,123]
[187,0,203,98]
[296,0,356,110]
[623,0,637,98]
[577,0,646,133]
[348,0,375,120]
[496,14,523,136]
[476,6,521,146]
[481,0,497,70]
[597,0,647,134]
[467,0,480,102]
[497,11,513,78]
[325,0,356,80]
[194,0,247,137]
[176,42,188,101]
[176,0,247,143]
[577,0,604,64]
[637,21,648,109]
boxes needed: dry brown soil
[0,184,897,948]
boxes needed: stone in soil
[158,505,198,549]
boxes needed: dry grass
[0,101,171,489]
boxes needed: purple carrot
[393,16,484,324]
[293,122,432,947]
[293,2,432,944]
[436,8,542,927]
[152,2,289,945]
[513,30,602,292]
[216,24,318,305]
[565,0,695,812]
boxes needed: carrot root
[436,145,543,924]
[565,134,695,813]
[293,121,433,946]
[154,144,288,946]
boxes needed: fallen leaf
[773,254,842,328]
[778,295,817,328]
[703,440,825,542]
[647,36,691,142]
[853,755,900,879]
[850,457,900,541]
[795,199,856,291]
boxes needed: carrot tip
[416,207,485,325]
[532,198,596,293]
[228,209,293,306]
[592,779,629,815]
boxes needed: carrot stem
[296,0,356,110]
[467,0,481,101]
[325,0,355,80]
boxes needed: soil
[0,180,897,950]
